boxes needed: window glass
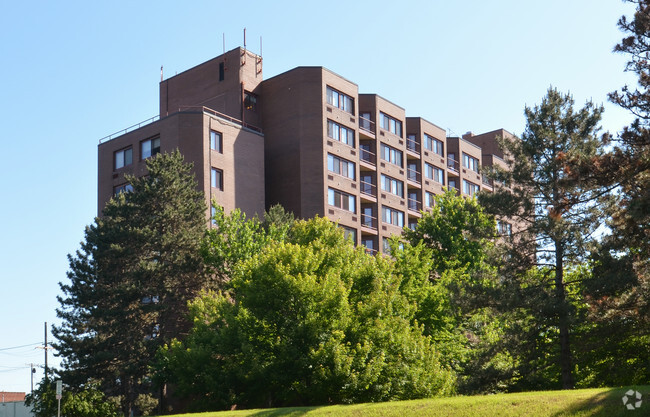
[327,120,354,147]
[380,144,403,167]
[210,131,222,152]
[379,112,402,136]
[114,147,132,170]
[327,154,355,179]
[141,137,160,160]
[328,188,356,213]
[211,168,223,190]
[326,86,354,115]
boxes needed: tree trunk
[555,243,574,389]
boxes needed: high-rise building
[98,47,514,253]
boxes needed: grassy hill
[159,386,649,417]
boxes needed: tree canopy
[53,151,211,416]
[157,217,455,411]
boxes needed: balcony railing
[359,116,375,134]
[408,198,422,212]
[364,247,378,255]
[361,213,378,230]
[360,148,376,165]
[406,137,420,153]
[407,168,421,184]
[448,157,460,173]
[360,180,377,197]
[482,175,493,187]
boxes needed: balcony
[407,168,421,185]
[360,180,377,202]
[359,116,375,138]
[448,157,460,173]
[361,213,378,230]
[408,198,422,213]
[482,175,494,191]
[360,147,377,167]
[406,137,421,158]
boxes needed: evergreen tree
[53,151,210,416]
[479,88,606,389]
[579,0,650,384]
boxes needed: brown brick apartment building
[98,47,514,254]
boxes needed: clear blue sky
[0,0,638,393]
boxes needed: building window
[497,220,513,237]
[328,188,356,213]
[382,237,404,254]
[210,131,223,153]
[424,163,445,185]
[379,112,402,137]
[326,86,354,114]
[327,120,355,147]
[463,179,480,196]
[141,137,160,160]
[381,206,404,227]
[408,221,418,231]
[327,154,355,179]
[381,174,404,197]
[424,134,444,156]
[211,168,223,190]
[462,153,480,173]
[113,183,133,195]
[219,62,225,81]
[244,91,257,111]
[380,144,403,167]
[449,179,458,191]
[425,191,435,208]
[340,226,357,244]
[114,147,133,170]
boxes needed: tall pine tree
[479,88,606,389]
[579,0,650,385]
[53,151,211,416]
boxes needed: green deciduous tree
[26,379,120,417]
[479,88,607,389]
[157,217,454,411]
[401,191,504,392]
[53,151,211,416]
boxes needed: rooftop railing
[99,115,160,144]
[98,106,263,144]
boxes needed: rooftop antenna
[243,27,247,50]
[160,66,163,82]
[222,33,225,54]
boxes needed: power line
[0,343,40,351]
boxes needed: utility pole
[44,322,48,379]
[30,363,35,394]
[36,322,52,384]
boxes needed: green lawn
[160,386,649,417]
